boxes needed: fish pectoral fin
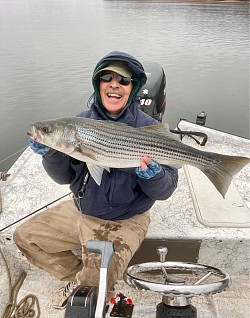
[137,123,180,141]
[103,166,110,173]
[86,163,106,186]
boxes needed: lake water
[0,0,249,171]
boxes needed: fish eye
[42,126,50,134]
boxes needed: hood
[91,51,147,114]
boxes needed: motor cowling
[138,62,166,122]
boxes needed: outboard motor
[138,62,166,122]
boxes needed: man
[13,51,178,309]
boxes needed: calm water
[0,0,249,171]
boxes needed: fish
[28,117,249,198]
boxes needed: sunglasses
[99,73,132,86]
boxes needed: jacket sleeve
[137,165,178,200]
[42,152,76,184]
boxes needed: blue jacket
[42,51,178,220]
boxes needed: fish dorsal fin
[137,123,181,141]
[86,163,110,186]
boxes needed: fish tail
[202,154,249,198]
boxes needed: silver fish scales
[75,119,206,167]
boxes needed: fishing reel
[124,246,231,318]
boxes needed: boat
[0,63,249,318]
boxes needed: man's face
[99,71,133,115]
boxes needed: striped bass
[28,117,249,198]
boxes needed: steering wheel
[124,248,230,298]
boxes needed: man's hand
[135,156,162,179]
[29,139,51,155]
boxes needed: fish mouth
[27,125,43,143]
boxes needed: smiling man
[14,51,178,309]
[96,62,133,115]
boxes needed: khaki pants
[13,200,150,299]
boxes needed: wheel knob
[157,246,168,262]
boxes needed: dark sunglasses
[99,73,132,86]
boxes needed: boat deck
[0,120,249,317]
